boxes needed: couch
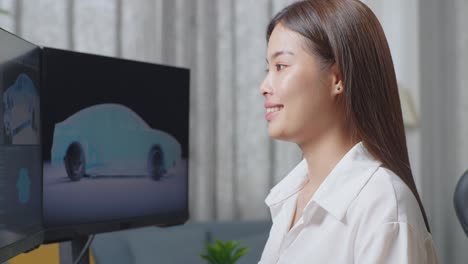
[91,220,272,264]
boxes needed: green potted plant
[200,239,250,264]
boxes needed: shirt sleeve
[354,222,439,264]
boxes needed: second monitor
[41,48,190,243]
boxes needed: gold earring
[337,86,341,91]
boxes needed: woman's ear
[330,63,344,96]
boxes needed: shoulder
[349,167,439,263]
[347,166,429,237]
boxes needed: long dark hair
[267,0,430,232]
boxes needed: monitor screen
[41,48,189,243]
[0,28,43,262]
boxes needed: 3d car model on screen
[51,104,182,181]
[2,73,39,144]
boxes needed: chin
[268,122,304,144]
[268,124,289,141]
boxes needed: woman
[259,0,439,263]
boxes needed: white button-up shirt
[259,142,439,264]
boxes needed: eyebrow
[266,50,295,63]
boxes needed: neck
[298,126,358,188]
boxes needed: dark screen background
[41,48,189,161]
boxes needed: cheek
[279,72,332,130]
[275,71,305,99]
[277,71,319,111]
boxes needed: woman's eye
[275,64,286,71]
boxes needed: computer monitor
[41,47,189,243]
[0,28,43,262]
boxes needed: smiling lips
[265,103,284,121]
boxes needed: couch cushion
[205,220,271,243]
[91,230,133,264]
[127,225,207,264]
[235,233,269,264]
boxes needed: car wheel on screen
[64,142,86,181]
[148,145,166,181]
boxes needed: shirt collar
[265,141,382,221]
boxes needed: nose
[259,75,272,96]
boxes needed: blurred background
[0,0,467,263]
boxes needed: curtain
[419,0,468,263]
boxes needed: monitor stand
[71,235,90,264]
[59,235,90,264]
